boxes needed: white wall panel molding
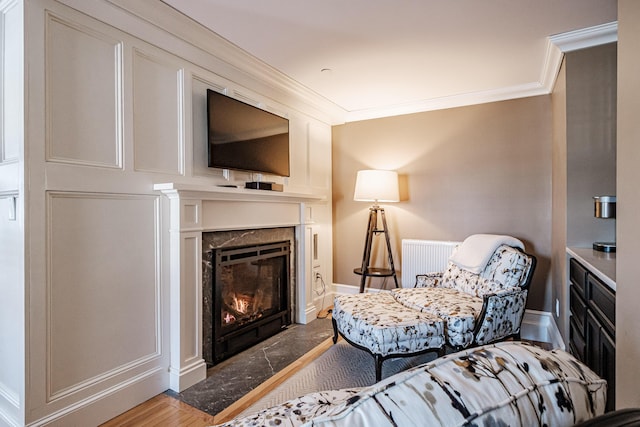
[44,191,165,402]
[190,72,232,180]
[0,380,18,410]
[168,231,205,392]
[99,0,344,125]
[286,117,310,191]
[0,1,23,425]
[45,11,124,169]
[200,200,300,231]
[1,0,22,164]
[25,365,167,426]
[0,193,22,420]
[308,122,332,192]
[0,2,5,164]
[132,47,184,175]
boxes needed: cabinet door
[588,273,616,336]
[570,258,588,298]
[600,330,616,412]
[586,310,616,411]
[585,310,601,372]
[569,317,586,362]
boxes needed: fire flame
[223,312,236,324]
[223,295,253,324]
[232,295,250,314]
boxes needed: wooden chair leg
[375,355,383,382]
[332,318,339,344]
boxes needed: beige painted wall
[551,58,568,337]
[566,43,617,248]
[332,96,552,311]
[551,43,617,343]
[616,0,640,410]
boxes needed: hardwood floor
[101,338,334,426]
[100,394,216,427]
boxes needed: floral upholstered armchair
[331,235,536,381]
[393,235,536,349]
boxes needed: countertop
[567,247,616,291]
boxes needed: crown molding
[549,21,618,53]
[345,21,619,123]
[536,21,618,104]
[83,2,619,124]
[345,82,550,122]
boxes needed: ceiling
[162,0,617,122]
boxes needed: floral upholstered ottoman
[215,341,607,427]
[332,292,446,380]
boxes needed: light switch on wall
[5,196,16,221]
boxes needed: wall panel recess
[132,48,184,175]
[191,74,225,178]
[309,122,331,190]
[46,192,161,400]
[45,12,123,169]
[2,0,22,164]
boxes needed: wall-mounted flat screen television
[207,89,290,177]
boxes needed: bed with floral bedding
[214,341,607,427]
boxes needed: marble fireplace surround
[202,227,296,365]
[154,183,325,392]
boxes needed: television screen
[207,89,290,177]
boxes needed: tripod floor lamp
[353,169,400,292]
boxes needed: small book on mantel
[245,182,284,192]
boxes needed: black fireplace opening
[208,240,291,364]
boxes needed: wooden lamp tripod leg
[379,208,399,288]
[359,207,377,293]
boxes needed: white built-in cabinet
[0,0,335,425]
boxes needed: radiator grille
[401,239,460,287]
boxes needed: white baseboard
[27,367,168,426]
[521,309,565,350]
[333,283,384,295]
[169,359,207,392]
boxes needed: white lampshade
[353,170,399,203]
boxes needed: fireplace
[155,183,322,391]
[203,229,295,365]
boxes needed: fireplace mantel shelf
[154,182,326,203]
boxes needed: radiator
[401,239,460,287]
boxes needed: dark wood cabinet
[569,257,616,412]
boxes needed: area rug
[233,338,440,419]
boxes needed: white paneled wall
[46,14,123,169]
[0,0,334,425]
[0,1,24,426]
[132,48,184,175]
[46,193,162,399]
